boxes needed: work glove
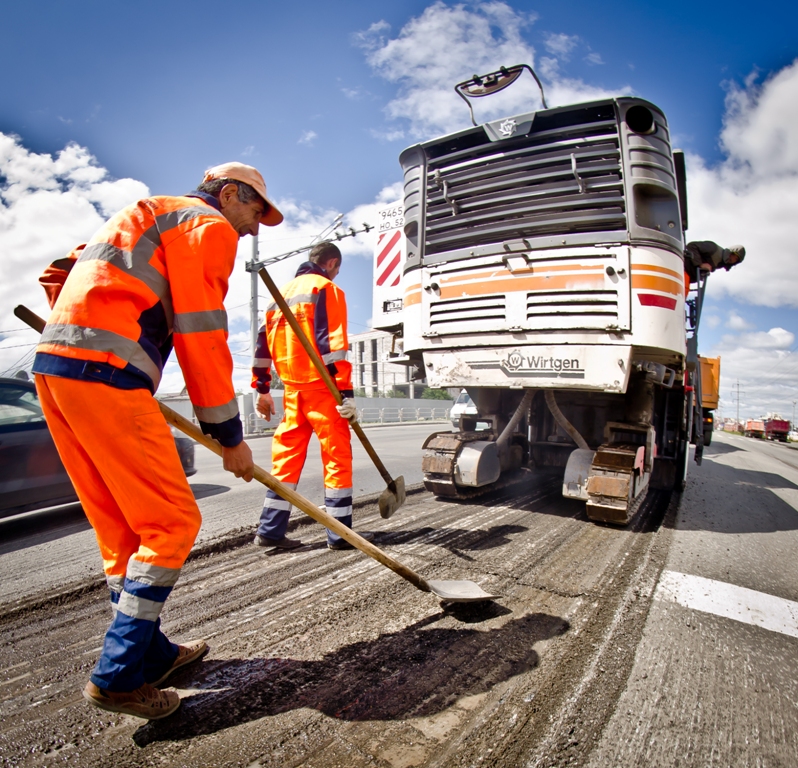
[336,398,357,421]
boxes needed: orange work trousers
[35,375,201,579]
[272,387,352,489]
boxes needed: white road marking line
[655,570,798,639]
[768,486,798,512]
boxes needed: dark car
[0,377,196,519]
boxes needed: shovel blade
[378,475,406,519]
[426,579,499,603]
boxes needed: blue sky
[1,0,797,421]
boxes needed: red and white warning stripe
[376,230,402,287]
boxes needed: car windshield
[0,384,45,427]
[455,391,472,406]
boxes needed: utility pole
[732,379,744,430]
[250,236,259,365]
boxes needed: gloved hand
[336,398,357,421]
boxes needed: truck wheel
[703,428,712,446]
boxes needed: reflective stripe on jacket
[33,194,243,446]
[251,261,353,396]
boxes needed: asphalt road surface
[0,421,442,607]
[0,429,796,767]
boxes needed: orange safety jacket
[33,192,244,446]
[39,247,82,308]
[251,262,353,397]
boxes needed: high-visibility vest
[34,194,243,446]
[252,262,353,396]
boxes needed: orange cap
[202,162,284,226]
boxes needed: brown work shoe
[83,681,181,720]
[150,639,209,687]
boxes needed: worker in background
[251,242,374,551]
[33,162,282,720]
[684,241,746,284]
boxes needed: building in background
[348,329,426,398]
[157,329,442,436]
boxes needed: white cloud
[351,19,391,52]
[357,2,632,139]
[0,134,149,377]
[543,32,578,59]
[710,327,797,420]
[338,181,405,260]
[721,67,798,179]
[298,130,317,146]
[369,128,407,142]
[341,86,368,100]
[685,58,798,309]
[727,310,753,331]
[585,52,603,66]
[726,327,793,350]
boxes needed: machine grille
[423,105,625,255]
[526,289,619,329]
[429,295,506,328]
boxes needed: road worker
[32,162,282,720]
[684,241,746,283]
[251,242,373,551]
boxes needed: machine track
[421,430,534,500]
[423,431,650,526]
[585,442,651,525]
[424,467,536,499]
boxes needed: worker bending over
[33,162,282,720]
[684,241,745,283]
[252,242,373,550]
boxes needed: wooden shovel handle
[159,407,430,593]
[14,304,46,334]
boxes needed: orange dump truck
[698,356,720,446]
[744,419,765,438]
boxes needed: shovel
[15,305,496,604]
[257,267,405,519]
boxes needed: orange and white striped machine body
[399,245,685,394]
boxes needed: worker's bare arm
[256,392,275,421]
[222,441,255,482]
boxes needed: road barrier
[244,406,450,434]
[358,406,450,424]
[161,394,453,436]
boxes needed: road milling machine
[372,65,711,524]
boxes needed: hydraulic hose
[497,389,536,450]
[544,390,589,450]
